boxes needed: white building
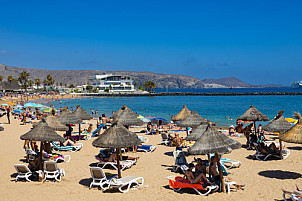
[88,74,135,92]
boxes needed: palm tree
[43,80,48,87]
[143,81,156,92]
[28,80,33,89]
[35,79,41,90]
[46,74,53,88]
[19,71,30,91]
[7,76,13,84]
[0,75,3,82]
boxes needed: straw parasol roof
[73,106,93,120]
[237,105,269,121]
[92,122,141,149]
[280,113,302,144]
[177,111,207,127]
[45,115,69,131]
[58,110,82,124]
[185,124,208,141]
[263,111,292,133]
[188,125,241,155]
[171,104,191,121]
[113,110,143,126]
[112,105,138,119]
[20,120,64,143]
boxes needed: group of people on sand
[183,156,246,190]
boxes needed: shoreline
[77,92,302,97]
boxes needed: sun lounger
[107,176,144,193]
[160,133,171,145]
[52,141,83,152]
[89,167,117,190]
[43,161,65,182]
[173,151,188,173]
[64,133,91,141]
[96,157,135,171]
[167,176,218,196]
[14,164,32,182]
[220,158,241,169]
[136,145,156,153]
[44,154,71,163]
[283,192,302,201]
[138,136,149,143]
[254,145,290,161]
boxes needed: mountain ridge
[0,64,285,88]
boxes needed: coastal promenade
[79,92,302,97]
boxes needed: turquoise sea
[47,88,302,127]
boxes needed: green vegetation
[138,85,145,91]
[18,71,30,91]
[144,81,156,92]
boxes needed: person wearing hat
[229,125,235,136]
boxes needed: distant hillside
[0,64,205,89]
[202,77,285,88]
[202,77,251,87]
[0,64,284,89]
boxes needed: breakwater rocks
[79,92,302,97]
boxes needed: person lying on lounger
[61,138,80,146]
[183,163,214,185]
[282,185,302,196]
[108,152,139,162]
[258,142,281,155]
[209,156,246,190]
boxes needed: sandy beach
[0,109,301,201]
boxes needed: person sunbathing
[61,139,80,146]
[108,152,139,162]
[194,158,207,177]
[258,142,281,155]
[282,185,302,197]
[183,163,214,185]
[209,156,246,190]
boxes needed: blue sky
[0,0,302,85]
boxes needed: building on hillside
[86,74,136,92]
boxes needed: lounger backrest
[174,151,187,165]
[44,161,58,171]
[161,133,168,140]
[15,164,30,174]
[90,167,106,179]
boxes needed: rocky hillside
[0,64,205,89]
[202,77,251,87]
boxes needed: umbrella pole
[279,138,283,159]
[39,141,44,170]
[254,121,257,137]
[208,154,211,180]
[78,124,81,141]
[215,153,226,193]
[116,148,121,178]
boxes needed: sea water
[47,88,302,127]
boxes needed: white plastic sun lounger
[220,158,242,169]
[14,164,32,182]
[173,151,189,173]
[43,161,65,182]
[97,160,135,171]
[254,146,290,161]
[52,141,83,152]
[107,176,144,193]
[89,167,117,190]
[283,192,302,201]
[160,133,171,145]
[138,136,149,143]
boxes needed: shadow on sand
[79,178,92,188]
[258,170,302,180]
[287,146,302,151]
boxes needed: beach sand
[1,116,302,201]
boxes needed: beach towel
[169,176,208,190]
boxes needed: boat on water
[291,81,302,89]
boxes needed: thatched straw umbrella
[20,119,64,169]
[73,106,93,140]
[263,111,292,158]
[92,122,141,178]
[44,115,69,131]
[237,105,269,143]
[113,110,143,127]
[185,124,208,141]
[188,125,241,193]
[177,111,207,128]
[280,113,302,144]
[171,104,191,121]
[112,105,138,120]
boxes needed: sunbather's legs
[192,173,214,185]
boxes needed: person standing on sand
[101,114,108,131]
[6,106,10,124]
[95,109,98,118]
[91,109,94,116]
